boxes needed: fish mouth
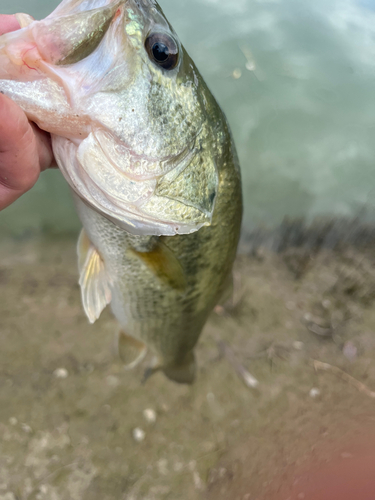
[54,127,217,236]
[0,0,219,237]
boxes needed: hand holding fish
[0,15,54,211]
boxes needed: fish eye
[145,32,179,70]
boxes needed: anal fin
[77,228,111,324]
[116,330,147,369]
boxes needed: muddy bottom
[1,237,375,500]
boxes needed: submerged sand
[0,236,375,499]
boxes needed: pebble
[132,427,145,442]
[173,461,183,472]
[53,368,68,379]
[0,493,16,500]
[8,417,17,426]
[293,341,304,351]
[309,388,321,398]
[106,375,120,387]
[233,68,242,79]
[143,408,157,423]
[21,423,32,434]
[193,470,203,490]
[188,460,197,471]
[343,341,357,362]
[206,392,215,403]
[157,459,168,475]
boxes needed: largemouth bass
[0,0,242,383]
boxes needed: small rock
[157,459,168,475]
[188,460,197,471]
[106,375,120,387]
[303,312,312,322]
[8,417,17,426]
[21,423,32,434]
[193,471,203,490]
[322,299,332,309]
[341,452,353,459]
[173,461,184,472]
[206,392,215,403]
[343,341,357,362]
[53,368,68,379]
[233,68,242,79]
[293,341,304,351]
[219,467,227,478]
[309,388,321,398]
[0,493,16,500]
[132,427,145,442]
[143,408,157,423]
[286,301,296,311]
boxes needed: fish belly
[74,195,208,366]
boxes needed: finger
[0,94,42,210]
[31,122,55,171]
[0,15,20,35]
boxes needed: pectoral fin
[77,228,111,324]
[130,239,187,292]
[116,331,147,369]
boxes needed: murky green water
[2,0,375,236]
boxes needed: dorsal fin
[77,228,112,324]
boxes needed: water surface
[2,0,375,236]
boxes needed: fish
[0,0,242,383]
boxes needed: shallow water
[1,238,375,498]
[2,0,375,236]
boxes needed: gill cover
[0,0,218,236]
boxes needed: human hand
[0,14,55,211]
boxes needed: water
[2,0,375,236]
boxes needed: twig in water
[312,359,375,398]
[218,341,259,389]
